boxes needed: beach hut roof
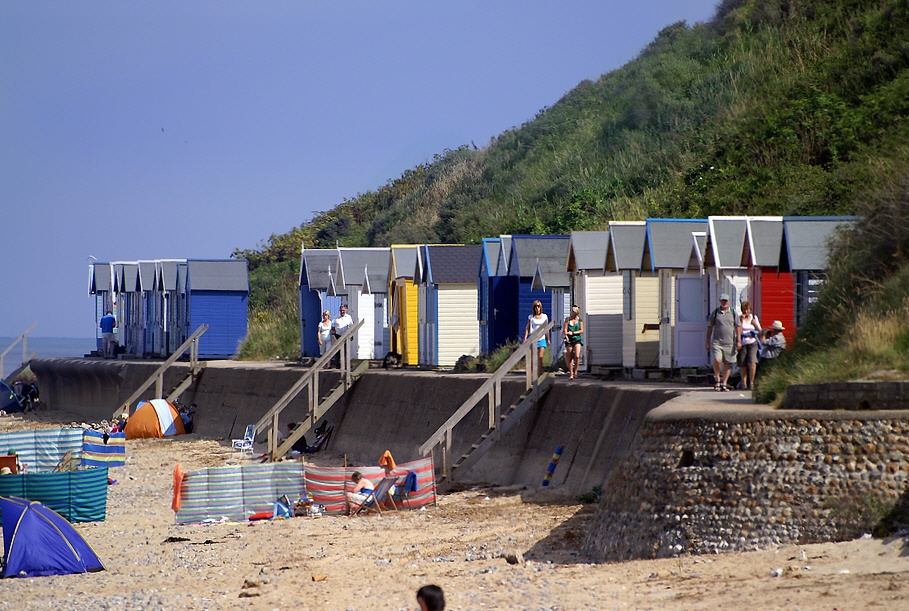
[389,245,419,280]
[707,217,748,269]
[88,262,108,294]
[567,231,609,272]
[498,235,513,274]
[301,249,344,291]
[745,217,784,268]
[159,259,183,291]
[605,222,647,272]
[186,259,249,291]
[781,217,855,271]
[422,245,482,284]
[509,235,570,286]
[689,231,709,275]
[138,261,157,291]
[338,247,390,291]
[643,219,709,271]
[480,238,503,277]
[121,263,139,293]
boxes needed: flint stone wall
[582,413,909,562]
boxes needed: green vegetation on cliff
[234,0,909,391]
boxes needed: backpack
[709,306,736,325]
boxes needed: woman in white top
[317,310,333,356]
[523,300,550,377]
[737,301,761,391]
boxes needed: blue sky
[0,1,718,338]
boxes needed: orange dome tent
[124,399,186,439]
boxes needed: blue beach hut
[507,235,570,344]
[184,259,249,358]
[478,237,517,354]
[299,247,344,358]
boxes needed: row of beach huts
[89,215,852,372]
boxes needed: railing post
[155,375,163,398]
[270,412,279,457]
[487,388,495,429]
[442,429,451,483]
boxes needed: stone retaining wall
[582,414,909,562]
[782,381,909,410]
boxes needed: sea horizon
[1,336,96,379]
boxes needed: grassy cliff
[235,0,909,392]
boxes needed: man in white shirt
[332,304,354,338]
[330,304,354,369]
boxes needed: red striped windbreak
[305,456,436,514]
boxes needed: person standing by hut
[99,310,117,359]
[317,310,333,356]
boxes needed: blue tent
[1,496,104,578]
[0,382,25,414]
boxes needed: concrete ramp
[473,381,680,492]
[332,372,680,492]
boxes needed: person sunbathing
[345,471,375,515]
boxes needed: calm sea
[1,336,95,379]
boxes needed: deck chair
[53,450,79,472]
[351,476,397,516]
[304,425,333,454]
[231,424,255,458]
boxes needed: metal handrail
[254,319,364,453]
[1,323,37,381]
[113,324,209,419]
[419,321,553,456]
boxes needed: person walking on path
[99,310,117,359]
[563,305,584,379]
[705,293,741,391]
[524,300,550,377]
[737,301,761,390]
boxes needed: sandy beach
[1,408,908,611]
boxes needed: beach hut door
[674,275,709,367]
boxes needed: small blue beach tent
[185,260,249,358]
[1,496,105,578]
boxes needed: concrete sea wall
[28,359,678,492]
[28,359,909,561]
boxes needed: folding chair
[304,426,333,454]
[351,476,397,516]
[231,425,255,458]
